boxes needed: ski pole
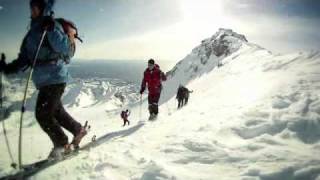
[1,121,17,169]
[0,53,17,169]
[162,84,171,115]
[165,99,171,115]
[139,94,142,120]
[18,30,47,169]
[175,98,177,109]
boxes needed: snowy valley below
[1,29,320,180]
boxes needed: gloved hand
[1,53,5,61]
[139,89,144,95]
[0,53,7,72]
[42,16,55,31]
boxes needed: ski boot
[48,144,71,160]
[148,113,157,121]
[71,121,89,149]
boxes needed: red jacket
[141,64,167,95]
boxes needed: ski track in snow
[1,29,320,180]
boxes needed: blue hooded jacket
[7,0,73,89]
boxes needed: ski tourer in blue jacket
[2,1,73,88]
[0,0,87,159]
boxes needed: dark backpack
[121,111,125,118]
[55,18,82,57]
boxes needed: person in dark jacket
[140,59,167,120]
[120,109,130,126]
[176,85,193,109]
[0,0,86,159]
[176,85,185,109]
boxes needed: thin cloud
[235,2,251,9]
[0,6,3,11]
[224,0,320,19]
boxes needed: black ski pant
[35,83,81,148]
[177,98,184,108]
[148,92,161,115]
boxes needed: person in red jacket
[140,59,167,120]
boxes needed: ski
[0,123,144,180]
[1,148,82,180]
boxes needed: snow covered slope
[1,28,320,180]
[161,28,251,103]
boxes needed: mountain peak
[191,28,249,59]
[213,28,248,43]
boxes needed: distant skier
[120,109,130,126]
[92,135,96,142]
[176,85,185,108]
[140,59,167,120]
[0,0,87,159]
[176,85,193,108]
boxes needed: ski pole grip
[1,53,5,61]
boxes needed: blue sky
[0,0,319,61]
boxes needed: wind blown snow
[1,28,320,180]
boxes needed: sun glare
[179,0,224,24]
[78,0,227,61]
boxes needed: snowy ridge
[63,78,140,109]
[0,77,140,135]
[166,28,248,79]
[1,77,140,112]
[195,28,248,57]
[1,29,320,179]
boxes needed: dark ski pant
[123,118,130,126]
[148,92,161,115]
[184,96,189,105]
[35,83,81,148]
[177,92,189,108]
